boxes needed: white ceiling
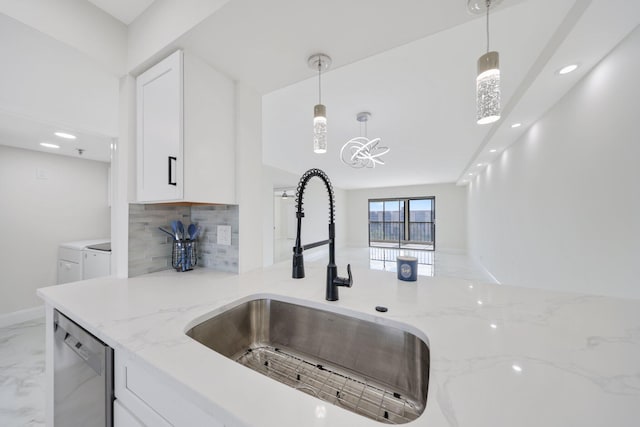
[179,0,640,190]
[262,0,574,189]
[0,110,112,163]
[1,0,638,182]
[86,0,155,24]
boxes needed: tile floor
[0,317,46,427]
[0,249,494,426]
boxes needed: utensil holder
[171,239,197,272]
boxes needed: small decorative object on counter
[162,224,198,272]
[172,239,197,272]
[397,256,418,281]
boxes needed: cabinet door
[115,352,224,427]
[136,50,183,202]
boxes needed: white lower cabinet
[115,352,224,427]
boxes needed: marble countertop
[38,260,640,426]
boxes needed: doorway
[273,189,296,263]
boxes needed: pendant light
[308,54,331,153]
[470,0,502,125]
[340,112,390,169]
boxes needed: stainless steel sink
[186,297,429,424]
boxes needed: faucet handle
[335,264,353,287]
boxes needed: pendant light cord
[318,60,322,104]
[358,117,369,138]
[486,0,491,53]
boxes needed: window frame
[368,196,435,250]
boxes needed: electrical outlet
[217,225,232,246]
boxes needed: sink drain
[235,346,421,424]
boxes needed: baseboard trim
[0,305,45,328]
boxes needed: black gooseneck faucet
[292,168,352,301]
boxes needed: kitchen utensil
[192,226,202,240]
[170,220,179,240]
[177,221,185,240]
[158,227,175,239]
[177,221,186,267]
[188,223,196,240]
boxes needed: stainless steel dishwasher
[54,309,114,426]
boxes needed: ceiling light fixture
[558,64,578,75]
[54,132,76,140]
[40,142,60,149]
[340,112,390,169]
[308,53,331,154]
[511,123,521,128]
[490,149,497,153]
[470,0,502,125]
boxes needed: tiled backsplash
[192,205,239,272]
[128,204,239,277]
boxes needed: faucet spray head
[292,250,305,278]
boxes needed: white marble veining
[37,258,640,427]
[0,318,46,427]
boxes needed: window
[368,197,435,250]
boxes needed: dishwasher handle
[54,319,104,376]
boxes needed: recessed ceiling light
[477,163,483,167]
[511,123,521,128]
[512,364,523,373]
[54,132,76,140]
[490,149,497,153]
[40,142,60,149]
[468,173,473,176]
[558,64,578,75]
[490,323,497,329]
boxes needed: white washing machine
[57,239,110,284]
[83,242,111,280]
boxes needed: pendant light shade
[313,104,327,153]
[476,51,500,124]
[470,0,501,125]
[308,54,331,154]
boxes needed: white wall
[0,146,110,316]
[468,27,640,299]
[112,75,136,278]
[0,0,127,75]
[236,82,263,273]
[127,0,230,72]
[346,183,468,253]
[0,13,120,137]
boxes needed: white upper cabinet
[136,50,183,202]
[136,50,236,204]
